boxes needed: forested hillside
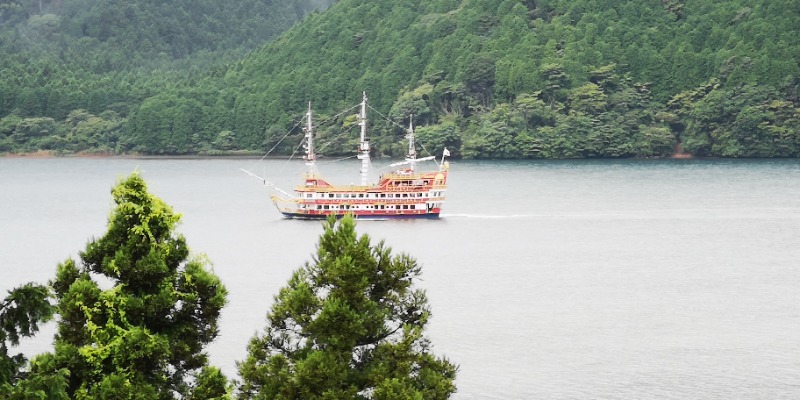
[0,0,336,153]
[2,0,799,158]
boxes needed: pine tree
[238,215,457,400]
[31,172,229,399]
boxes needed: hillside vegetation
[2,0,799,158]
[0,0,336,153]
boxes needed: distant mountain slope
[197,0,797,157]
[2,0,798,158]
[0,0,335,128]
[2,0,336,64]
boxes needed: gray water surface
[1,158,799,399]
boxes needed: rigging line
[317,155,358,164]
[316,124,357,154]
[416,140,434,157]
[260,119,303,162]
[366,104,406,130]
[314,103,361,128]
[366,104,436,157]
[287,135,307,163]
[271,103,359,161]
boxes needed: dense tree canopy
[2,0,798,158]
[238,215,457,399]
[0,283,56,397]
[0,0,337,154]
[17,173,230,399]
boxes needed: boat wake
[443,209,800,220]
[441,213,545,219]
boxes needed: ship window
[402,205,408,209]
[324,205,330,210]
[402,193,408,198]
[317,205,322,210]
[335,194,341,198]
[359,193,364,198]
[328,193,334,198]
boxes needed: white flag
[442,148,450,157]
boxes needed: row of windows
[303,204,421,210]
[389,179,445,186]
[299,203,443,211]
[304,191,444,199]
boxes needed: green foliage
[3,0,800,158]
[0,283,55,394]
[1,353,69,400]
[25,172,229,399]
[195,0,798,159]
[0,0,336,154]
[672,79,800,157]
[238,215,457,400]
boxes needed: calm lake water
[2,157,800,399]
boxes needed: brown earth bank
[3,150,698,160]
[0,151,286,159]
[1,151,703,160]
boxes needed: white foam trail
[441,213,544,219]
[442,208,800,220]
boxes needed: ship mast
[406,114,417,173]
[357,92,370,186]
[303,102,315,173]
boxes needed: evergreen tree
[30,172,229,399]
[238,215,457,400]
[0,283,56,395]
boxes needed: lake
[2,157,799,399]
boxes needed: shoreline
[0,151,290,160]
[2,152,700,160]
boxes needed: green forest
[2,0,799,158]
